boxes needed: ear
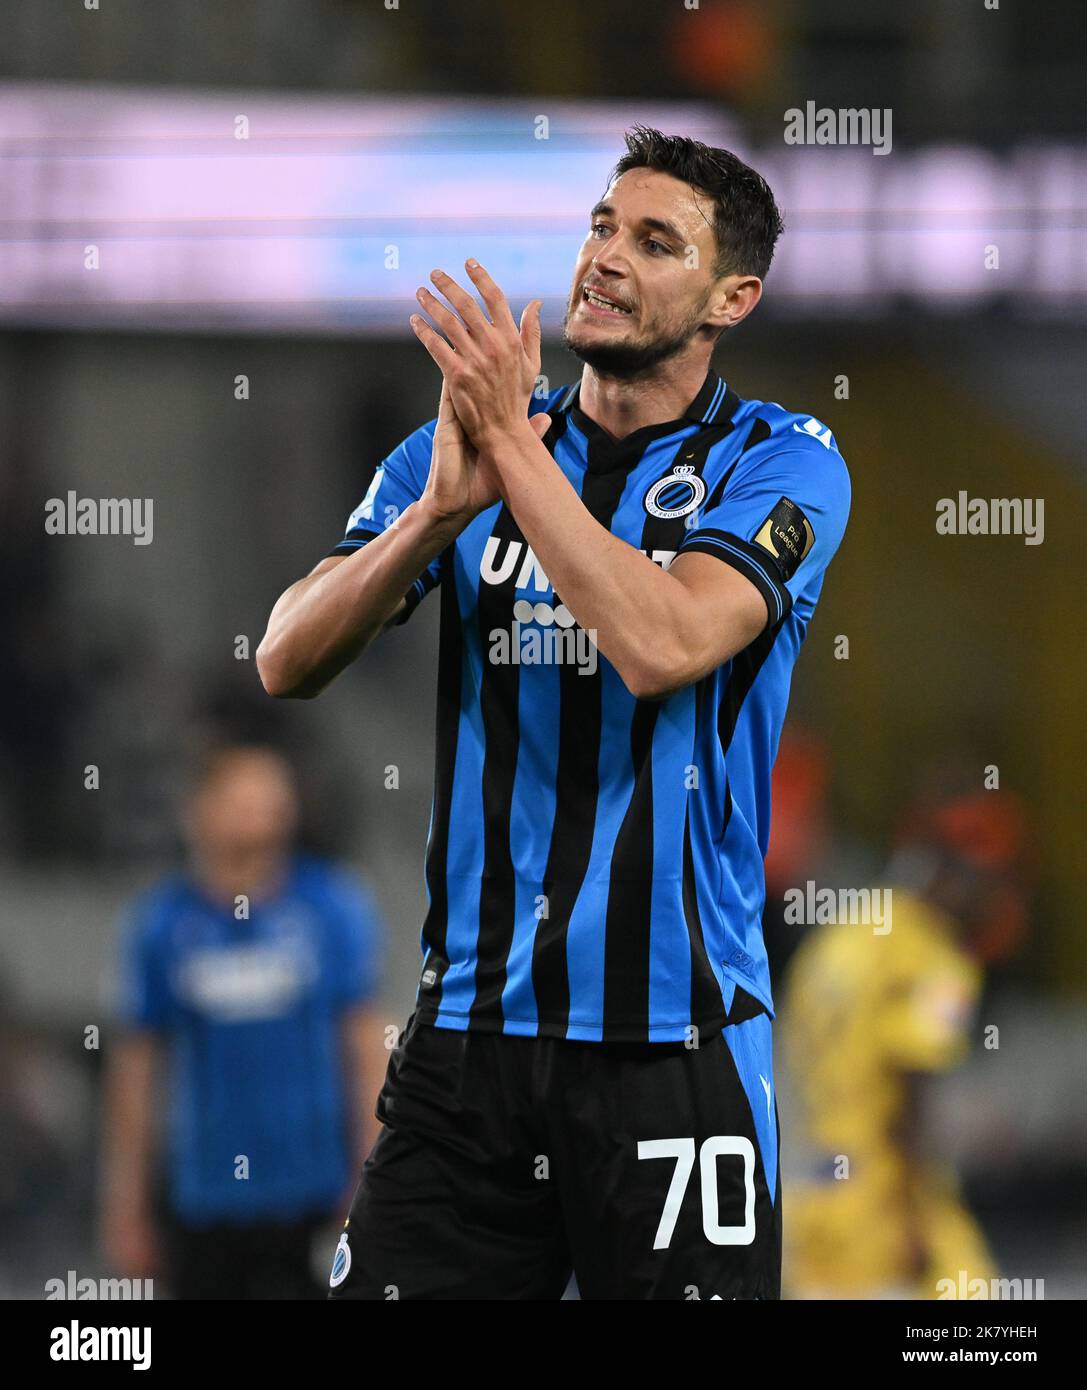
[705,274,763,334]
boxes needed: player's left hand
[410,261,546,448]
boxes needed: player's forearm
[101,1126,153,1217]
[337,1006,385,1171]
[479,421,708,699]
[257,500,462,698]
[99,1049,156,1217]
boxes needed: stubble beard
[561,298,710,382]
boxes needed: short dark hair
[610,125,784,281]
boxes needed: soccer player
[99,745,387,1299]
[780,786,1027,1299]
[257,126,851,1299]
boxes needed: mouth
[581,286,633,318]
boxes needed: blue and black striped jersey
[330,369,850,1042]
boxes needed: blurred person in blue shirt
[98,744,387,1299]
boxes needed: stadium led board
[1,83,1084,333]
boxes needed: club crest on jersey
[644,464,706,520]
[329,1232,352,1288]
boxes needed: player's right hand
[421,377,498,523]
[421,377,551,525]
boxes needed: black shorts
[327,989,781,1300]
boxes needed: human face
[187,750,298,868]
[562,167,725,379]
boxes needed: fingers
[437,376,457,423]
[529,411,552,439]
[519,298,543,371]
[428,268,491,334]
[464,259,517,332]
[416,284,472,352]
[409,313,457,371]
[438,378,473,444]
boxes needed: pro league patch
[752,496,815,581]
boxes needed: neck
[191,849,288,908]
[577,350,713,442]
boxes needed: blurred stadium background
[1,0,1085,1298]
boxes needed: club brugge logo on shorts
[644,463,706,520]
[329,1231,351,1288]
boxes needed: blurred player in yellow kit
[780,783,1028,1299]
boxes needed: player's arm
[257,380,543,700]
[477,420,850,700]
[338,1002,387,1167]
[469,426,768,701]
[256,503,459,699]
[329,877,387,1175]
[410,270,762,698]
[410,263,846,701]
[98,1031,161,1277]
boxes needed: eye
[645,239,668,255]
[590,222,610,238]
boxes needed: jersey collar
[557,368,734,475]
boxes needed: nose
[590,230,631,277]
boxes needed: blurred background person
[761,727,883,987]
[779,769,1029,1299]
[98,744,387,1299]
[0,960,74,1285]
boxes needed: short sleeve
[676,417,851,629]
[324,872,384,1011]
[115,899,174,1033]
[328,418,441,626]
